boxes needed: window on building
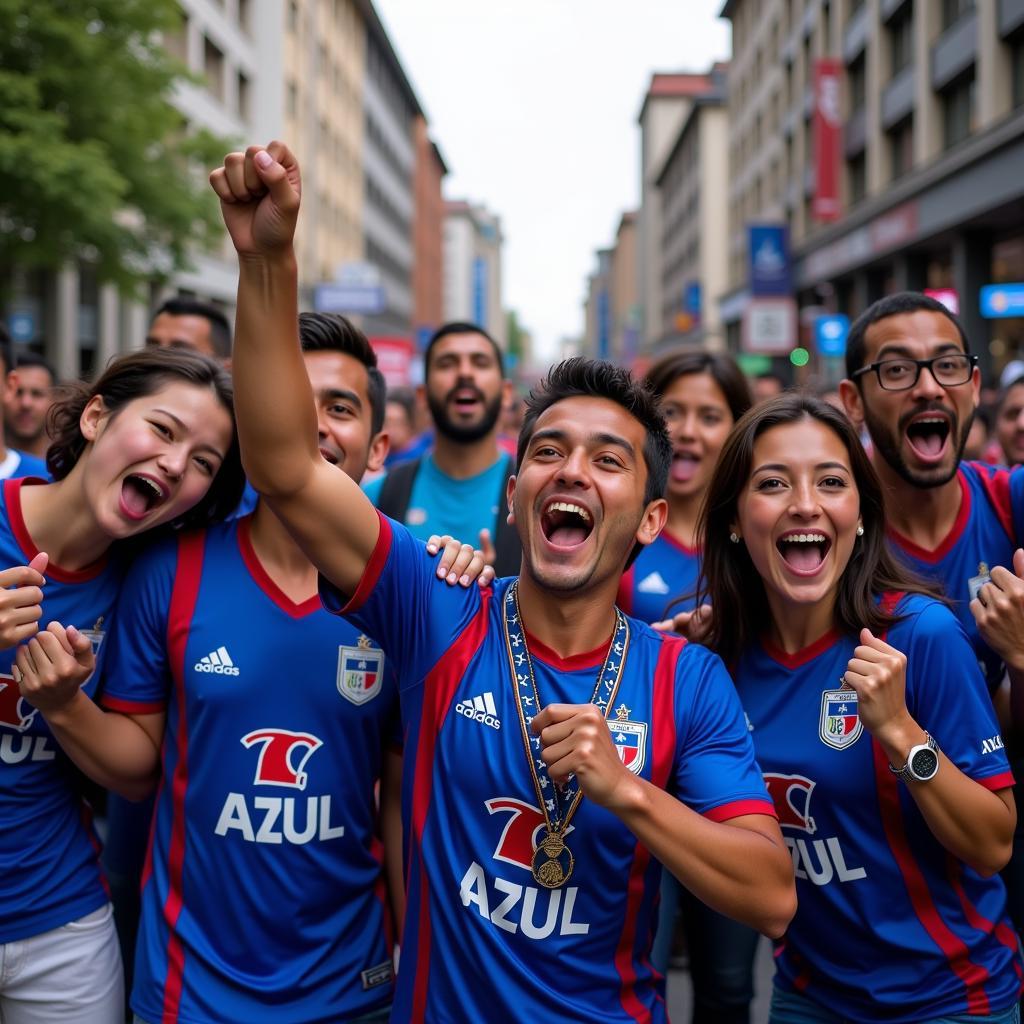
[822,1,831,53]
[847,0,865,20]
[203,36,225,102]
[288,0,298,32]
[847,54,866,114]
[238,0,250,34]
[163,10,189,66]
[1013,35,1024,109]
[237,71,250,122]
[847,152,867,204]
[942,72,976,149]
[942,0,974,29]
[888,116,914,180]
[889,6,914,77]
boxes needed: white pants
[0,904,123,1024]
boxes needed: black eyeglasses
[852,353,978,392]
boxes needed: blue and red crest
[819,689,863,750]
[609,707,648,776]
[337,635,384,706]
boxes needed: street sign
[314,283,386,316]
[743,298,797,354]
[814,314,849,357]
[980,283,1024,319]
[748,225,791,296]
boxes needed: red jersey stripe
[409,589,492,1023]
[160,531,206,1023]
[871,737,991,1013]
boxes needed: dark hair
[386,386,416,423]
[152,297,232,359]
[46,348,244,531]
[645,350,753,423]
[13,351,57,383]
[846,292,970,381]
[996,375,1024,412]
[424,321,505,378]
[0,323,11,377]
[297,312,386,435]
[698,393,942,667]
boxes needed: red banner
[813,59,842,223]
[369,337,415,388]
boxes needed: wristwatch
[889,733,940,784]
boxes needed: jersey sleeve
[674,644,776,821]
[319,512,484,687]
[900,596,1013,790]
[1012,465,1024,545]
[98,539,177,715]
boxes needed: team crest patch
[337,635,384,706]
[609,703,648,775]
[819,689,862,750]
[79,617,106,657]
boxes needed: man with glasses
[839,291,1024,928]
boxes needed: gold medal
[531,829,574,888]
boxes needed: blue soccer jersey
[888,462,1024,691]
[617,530,701,623]
[320,514,775,1024]
[0,477,121,941]
[100,516,399,1024]
[736,593,1021,1022]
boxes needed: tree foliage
[0,0,230,290]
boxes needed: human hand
[532,703,640,811]
[425,535,496,589]
[842,628,911,743]
[0,553,48,650]
[14,621,96,716]
[971,549,1024,672]
[651,603,712,643]
[209,141,302,257]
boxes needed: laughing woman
[700,393,1021,1023]
[0,348,242,1024]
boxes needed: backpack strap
[374,458,421,524]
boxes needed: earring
[856,525,864,537]
[729,532,741,544]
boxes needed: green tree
[0,0,230,292]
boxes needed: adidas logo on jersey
[637,571,670,595]
[195,646,240,676]
[456,691,501,730]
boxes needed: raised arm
[210,142,379,595]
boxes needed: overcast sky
[373,0,731,363]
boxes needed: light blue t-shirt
[363,452,510,545]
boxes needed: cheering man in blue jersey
[212,141,795,1024]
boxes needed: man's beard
[863,403,971,489]
[428,386,503,444]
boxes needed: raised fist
[209,141,301,257]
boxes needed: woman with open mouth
[698,393,1020,1024]
[0,348,243,1023]
[616,350,756,1023]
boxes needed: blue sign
[7,312,35,343]
[814,314,850,357]
[472,257,488,328]
[314,283,386,315]
[980,283,1024,319]
[684,282,702,315]
[748,225,791,296]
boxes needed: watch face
[911,747,939,779]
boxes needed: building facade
[412,116,448,345]
[583,249,614,361]
[637,73,720,352]
[654,63,730,353]
[720,0,1024,381]
[442,200,506,347]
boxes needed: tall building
[654,63,730,353]
[583,249,614,361]
[442,200,506,347]
[412,116,448,346]
[636,72,720,351]
[719,0,1024,379]
[610,212,641,363]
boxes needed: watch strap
[889,732,937,783]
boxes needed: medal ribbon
[502,581,630,837]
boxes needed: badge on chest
[337,635,384,705]
[819,689,863,750]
